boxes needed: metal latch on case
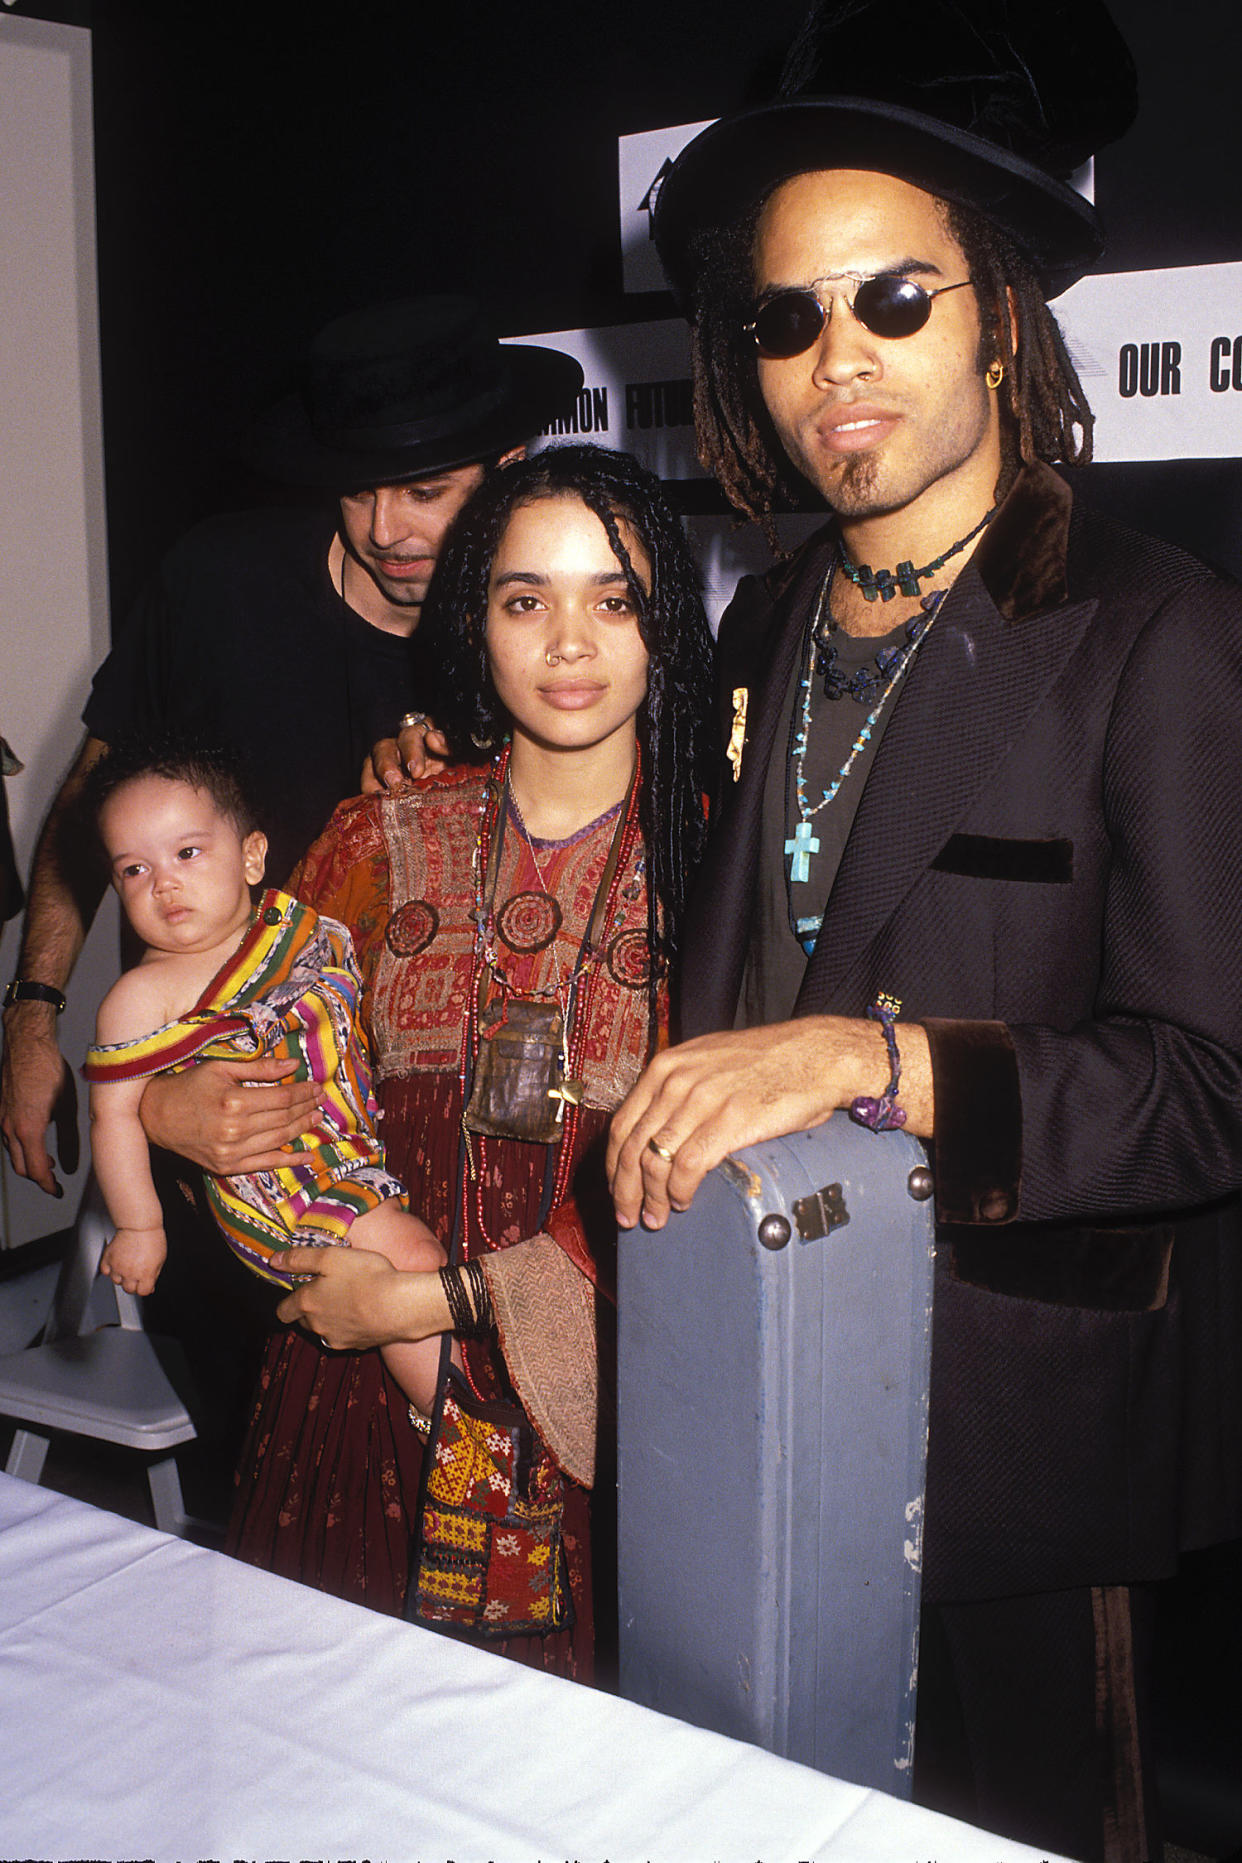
[756,1184,850,1250]
[793,1182,850,1241]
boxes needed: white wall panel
[0,15,117,1247]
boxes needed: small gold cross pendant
[547,1078,585,1121]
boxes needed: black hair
[417,443,717,972]
[84,731,260,847]
[690,200,807,530]
[940,197,1094,476]
[689,181,1095,525]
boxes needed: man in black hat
[608,3,1242,1855]
[2,297,581,1198]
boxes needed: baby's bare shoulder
[95,955,193,1046]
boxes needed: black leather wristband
[3,979,67,1013]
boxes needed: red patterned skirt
[226,1072,610,1682]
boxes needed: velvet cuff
[923,1017,1022,1224]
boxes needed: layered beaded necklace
[785,567,946,955]
[461,741,644,1248]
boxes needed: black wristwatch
[3,979,67,1013]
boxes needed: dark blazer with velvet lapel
[683,463,1242,1597]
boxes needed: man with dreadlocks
[607,3,1242,1858]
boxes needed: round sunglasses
[747,274,973,357]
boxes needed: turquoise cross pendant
[785,819,820,884]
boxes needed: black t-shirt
[84,508,422,883]
[740,613,908,1027]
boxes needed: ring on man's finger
[399,711,428,730]
[647,1136,676,1163]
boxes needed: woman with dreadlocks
[225,445,715,1680]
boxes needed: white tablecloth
[0,1472,1067,1863]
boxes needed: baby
[83,737,445,1416]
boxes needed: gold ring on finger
[647,1136,676,1163]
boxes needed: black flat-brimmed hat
[655,0,1137,304]
[245,296,584,489]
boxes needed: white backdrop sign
[618,120,712,295]
[1058,260,1242,462]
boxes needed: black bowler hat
[654,0,1138,303]
[245,296,584,489]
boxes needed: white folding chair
[0,1175,197,1533]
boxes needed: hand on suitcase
[606,1014,932,1230]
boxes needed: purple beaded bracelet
[849,996,907,1133]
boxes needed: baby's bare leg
[350,1201,444,1274]
[348,1202,457,1414]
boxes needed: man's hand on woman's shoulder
[360,716,452,794]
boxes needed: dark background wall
[83,0,808,610]
[14,0,1242,611]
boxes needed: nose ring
[545,649,561,667]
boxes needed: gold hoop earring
[985,360,1005,390]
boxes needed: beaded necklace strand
[785,572,946,954]
[505,779,581,1110]
[814,603,940,706]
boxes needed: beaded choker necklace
[785,569,945,955]
[837,503,996,604]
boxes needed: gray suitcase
[617,1111,936,1795]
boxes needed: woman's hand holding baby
[277,1244,453,1351]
